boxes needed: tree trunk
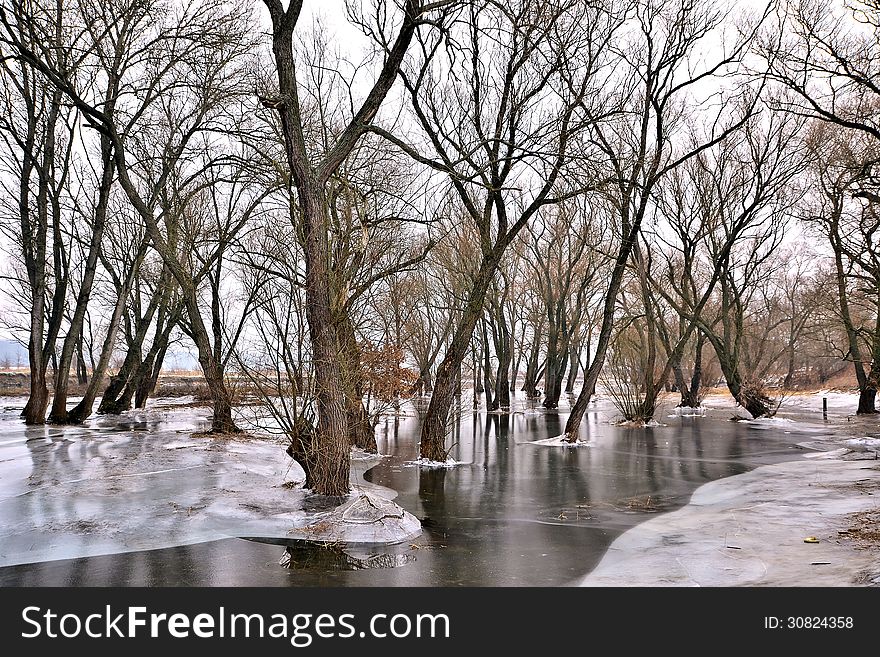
[24,342,49,425]
[482,320,497,411]
[542,326,569,409]
[829,225,870,413]
[98,343,142,414]
[264,0,426,492]
[719,358,772,418]
[75,336,88,385]
[783,342,796,389]
[20,91,60,425]
[48,135,114,424]
[418,368,433,394]
[564,224,639,441]
[492,310,511,409]
[672,361,691,406]
[688,336,705,404]
[98,284,165,413]
[673,343,703,408]
[67,274,131,422]
[420,253,501,461]
[857,327,879,414]
[857,387,877,414]
[565,340,580,394]
[286,187,350,494]
[522,327,543,399]
[136,338,170,409]
[338,315,376,453]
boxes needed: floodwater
[0,395,826,586]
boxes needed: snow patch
[803,448,851,459]
[529,435,591,447]
[844,437,880,451]
[614,419,664,427]
[350,447,390,461]
[668,406,707,418]
[741,415,795,425]
[404,457,462,468]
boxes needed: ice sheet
[0,400,420,568]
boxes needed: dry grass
[841,509,880,550]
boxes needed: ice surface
[0,400,420,568]
[802,448,851,459]
[581,458,880,586]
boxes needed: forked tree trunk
[264,0,429,491]
[542,325,568,409]
[492,311,511,409]
[67,274,131,423]
[672,342,703,409]
[482,320,497,411]
[722,363,772,418]
[20,91,61,426]
[99,287,163,413]
[522,333,543,399]
[135,338,171,409]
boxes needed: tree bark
[338,315,376,453]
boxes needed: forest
[0,0,878,500]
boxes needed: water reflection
[0,401,806,586]
[280,543,417,571]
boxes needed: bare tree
[801,120,880,412]
[523,198,605,409]
[367,0,623,459]
[764,0,880,141]
[256,0,456,493]
[562,0,769,439]
[0,1,78,424]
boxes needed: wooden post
[823,397,828,420]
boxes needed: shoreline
[580,453,880,586]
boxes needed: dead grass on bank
[841,509,880,550]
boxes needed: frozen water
[580,459,880,586]
[0,391,871,586]
[0,399,420,568]
[741,415,796,424]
